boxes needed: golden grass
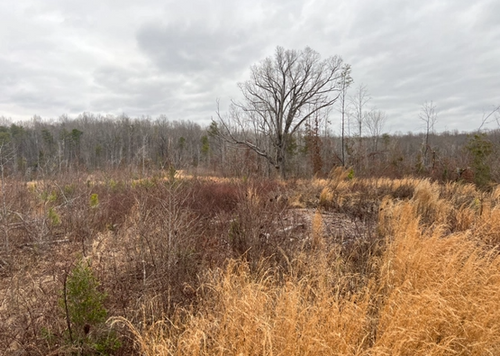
[412,179,451,224]
[372,200,500,355]
[311,209,325,250]
[115,256,372,355]
[116,177,500,355]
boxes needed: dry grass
[372,200,500,355]
[115,255,372,355]
[3,169,500,354]
[119,173,500,355]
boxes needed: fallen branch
[18,238,70,248]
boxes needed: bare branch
[215,46,346,177]
[478,105,500,131]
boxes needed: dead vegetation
[1,168,500,354]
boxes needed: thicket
[1,114,500,182]
[1,168,500,354]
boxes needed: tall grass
[373,200,500,355]
[116,255,372,355]
[4,169,500,354]
[119,175,500,355]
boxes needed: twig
[62,269,73,344]
[18,239,70,248]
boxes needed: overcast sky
[1,0,499,133]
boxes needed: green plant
[64,184,76,197]
[41,190,58,203]
[60,259,121,355]
[465,133,493,187]
[48,207,61,226]
[347,168,355,180]
[90,193,99,208]
[107,179,118,190]
[200,135,210,157]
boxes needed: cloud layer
[0,0,499,132]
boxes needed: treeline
[0,114,214,176]
[0,113,498,185]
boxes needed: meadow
[1,168,500,355]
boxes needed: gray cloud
[0,0,498,132]
[136,23,259,75]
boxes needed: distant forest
[0,113,499,186]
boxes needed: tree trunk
[276,146,287,179]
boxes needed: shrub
[59,259,121,355]
[466,133,493,187]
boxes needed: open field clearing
[1,169,500,354]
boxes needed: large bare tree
[215,46,345,177]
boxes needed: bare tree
[346,84,370,171]
[0,140,14,252]
[215,46,345,178]
[365,109,387,152]
[350,84,371,138]
[338,64,353,166]
[419,101,438,167]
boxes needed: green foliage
[90,193,99,208]
[48,207,61,226]
[0,126,10,146]
[41,326,56,347]
[466,133,493,187]
[178,136,186,150]
[347,168,355,180]
[60,259,120,354]
[95,144,103,157]
[41,129,55,146]
[64,260,107,329]
[107,179,124,191]
[132,178,156,188]
[64,184,76,197]
[71,128,84,143]
[285,134,298,157]
[200,135,210,157]
[208,121,219,137]
[41,190,58,203]
[382,133,391,147]
[108,179,117,189]
[10,123,25,138]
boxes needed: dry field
[1,168,500,355]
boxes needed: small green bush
[59,259,121,355]
[48,207,61,226]
[90,193,99,208]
